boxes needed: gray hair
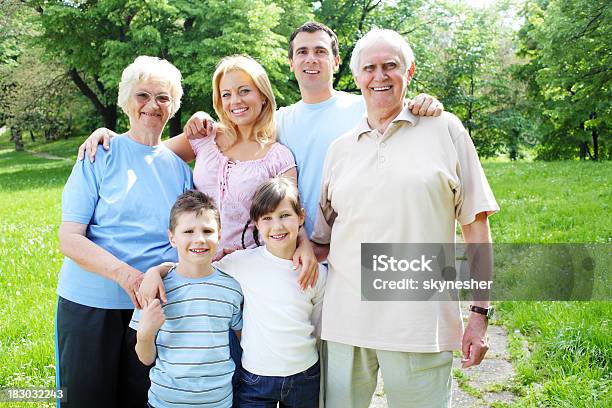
[117,56,183,117]
[349,29,415,74]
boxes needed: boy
[129,190,243,408]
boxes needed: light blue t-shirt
[276,91,365,235]
[58,134,193,309]
[130,267,243,408]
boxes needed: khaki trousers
[324,341,453,408]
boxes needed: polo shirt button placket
[378,138,387,169]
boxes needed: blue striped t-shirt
[130,267,243,408]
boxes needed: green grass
[0,132,611,407]
[482,161,612,407]
[483,161,611,244]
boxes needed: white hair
[349,29,415,74]
[117,56,183,117]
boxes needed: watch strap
[469,305,491,318]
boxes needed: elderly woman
[56,56,192,408]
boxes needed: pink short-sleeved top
[189,136,296,258]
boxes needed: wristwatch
[469,305,494,319]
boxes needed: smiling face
[219,70,266,132]
[289,30,340,101]
[353,40,412,119]
[255,197,305,260]
[127,77,172,134]
[169,210,220,269]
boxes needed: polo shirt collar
[355,103,420,141]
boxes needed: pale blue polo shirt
[58,134,193,309]
[276,91,365,236]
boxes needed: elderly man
[311,29,499,407]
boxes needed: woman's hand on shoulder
[184,111,217,140]
[293,237,319,290]
[136,262,174,306]
[77,127,118,163]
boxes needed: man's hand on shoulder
[408,93,444,117]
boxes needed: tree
[515,0,611,160]
[26,0,310,134]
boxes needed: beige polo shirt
[311,107,499,352]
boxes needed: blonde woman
[171,55,301,260]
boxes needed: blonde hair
[118,56,183,117]
[212,55,277,146]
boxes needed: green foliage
[515,0,611,160]
[2,0,610,156]
[20,0,310,131]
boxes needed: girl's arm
[135,299,165,365]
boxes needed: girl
[141,177,326,407]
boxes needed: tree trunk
[101,106,117,131]
[579,142,586,160]
[11,126,24,151]
[590,112,598,161]
[69,69,117,130]
[169,108,182,137]
[30,131,36,142]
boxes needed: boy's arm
[135,299,165,365]
[137,262,175,304]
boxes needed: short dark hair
[288,21,339,60]
[241,177,302,248]
[169,190,220,232]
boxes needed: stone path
[369,323,517,407]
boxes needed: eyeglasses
[134,91,172,105]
